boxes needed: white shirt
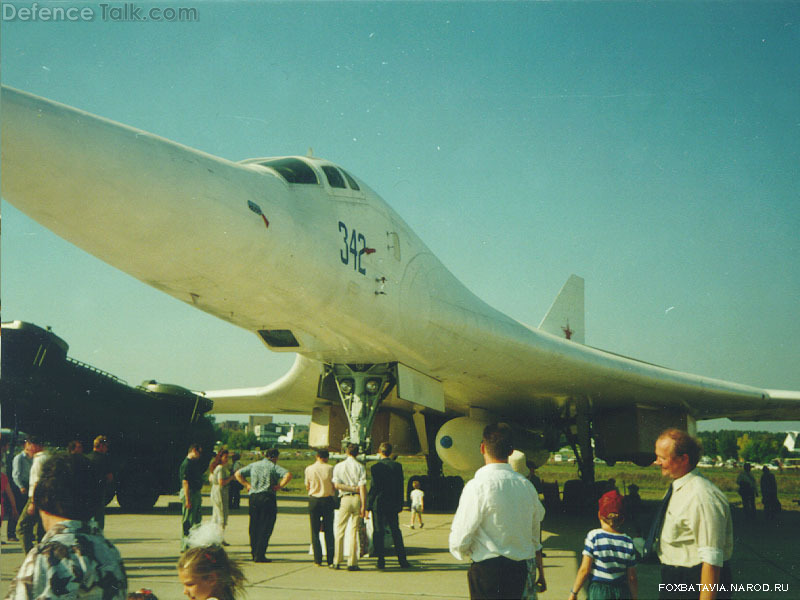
[331,456,366,495]
[658,469,733,568]
[410,488,424,508]
[28,451,49,498]
[449,462,545,563]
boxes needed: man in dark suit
[368,442,410,569]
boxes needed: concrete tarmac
[2,494,799,599]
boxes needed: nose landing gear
[325,363,395,454]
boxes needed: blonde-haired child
[409,480,425,529]
[178,544,246,600]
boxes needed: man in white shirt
[331,443,367,571]
[9,438,37,542]
[449,423,546,599]
[16,438,48,553]
[654,429,733,600]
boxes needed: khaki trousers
[333,495,361,567]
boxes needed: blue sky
[2,1,799,429]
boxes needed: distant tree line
[697,430,790,464]
[223,430,260,450]
[202,416,257,449]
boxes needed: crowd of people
[0,425,787,600]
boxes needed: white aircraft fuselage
[3,86,799,474]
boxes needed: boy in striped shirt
[568,490,638,599]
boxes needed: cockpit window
[258,158,318,184]
[322,166,346,189]
[341,169,361,191]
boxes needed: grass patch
[220,451,800,512]
[536,462,800,510]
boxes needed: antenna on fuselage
[307,147,314,157]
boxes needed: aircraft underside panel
[396,364,445,412]
[593,405,696,466]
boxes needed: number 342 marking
[338,221,367,275]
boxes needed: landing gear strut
[326,363,395,454]
[564,397,595,486]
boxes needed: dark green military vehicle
[1,321,215,510]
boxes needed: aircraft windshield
[322,166,346,189]
[341,169,360,191]
[259,158,318,184]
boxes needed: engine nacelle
[435,417,550,474]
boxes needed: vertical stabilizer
[539,275,585,344]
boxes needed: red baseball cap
[598,490,624,518]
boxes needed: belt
[472,555,526,567]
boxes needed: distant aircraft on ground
[4,85,800,486]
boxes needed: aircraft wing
[201,355,322,415]
[749,390,800,420]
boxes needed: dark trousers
[308,496,335,565]
[468,556,527,600]
[95,486,107,531]
[229,482,242,509]
[372,508,407,564]
[659,562,732,600]
[249,492,277,560]
[740,492,756,519]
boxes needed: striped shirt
[582,528,636,582]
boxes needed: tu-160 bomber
[3,85,800,495]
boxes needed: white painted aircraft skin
[3,85,800,433]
